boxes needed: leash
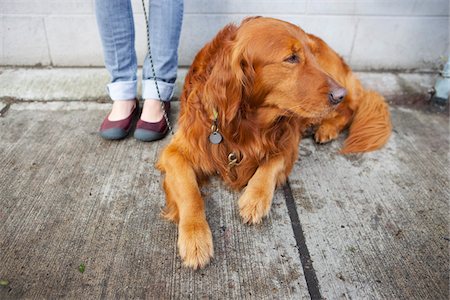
[140,2,242,170]
[141,0,174,135]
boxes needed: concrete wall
[0,0,449,70]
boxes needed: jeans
[95,0,183,101]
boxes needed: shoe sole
[134,128,168,142]
[99,128,129,140]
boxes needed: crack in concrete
[0,103,10,117]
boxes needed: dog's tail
[341,90,392,154]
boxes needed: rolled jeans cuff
[142,80,174,101]
[107,80,137,101]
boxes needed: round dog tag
[209,131,223,144]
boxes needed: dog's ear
[230,40,256,104]
[203,26,255,125]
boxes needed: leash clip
[228,152,240,168]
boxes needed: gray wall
[0,0,449,70]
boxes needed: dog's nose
[327,77,347,105]
[328,87,347,105]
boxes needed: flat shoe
[99,101,138,140]
[134,102,170,142]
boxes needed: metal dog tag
[209,131,223,144]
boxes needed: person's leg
[95,0,137,121]
[141,0,184,122]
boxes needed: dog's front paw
[315,123,339,144]
[238,187,272,224]
[178,220,214,269]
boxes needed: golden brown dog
[157,17,391,269]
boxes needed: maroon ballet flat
[134,101,170,142]
[99,101,139,140]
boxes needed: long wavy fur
[341,91,392,154]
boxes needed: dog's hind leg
[157,144,214,269]
[238,155,286,224]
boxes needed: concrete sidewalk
[0,68,448,299]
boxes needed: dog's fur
[157,17,391,269]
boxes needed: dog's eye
[284,54,299,64]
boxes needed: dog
[157,17,391,269]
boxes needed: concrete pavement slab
[0,102,309,299]
[0,68,110,102]
[0,94,448,298]
[289,107,449,299]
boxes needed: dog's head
[203,17,346,123]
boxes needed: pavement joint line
[283,179,323,300]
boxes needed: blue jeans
[95,0,183,101]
